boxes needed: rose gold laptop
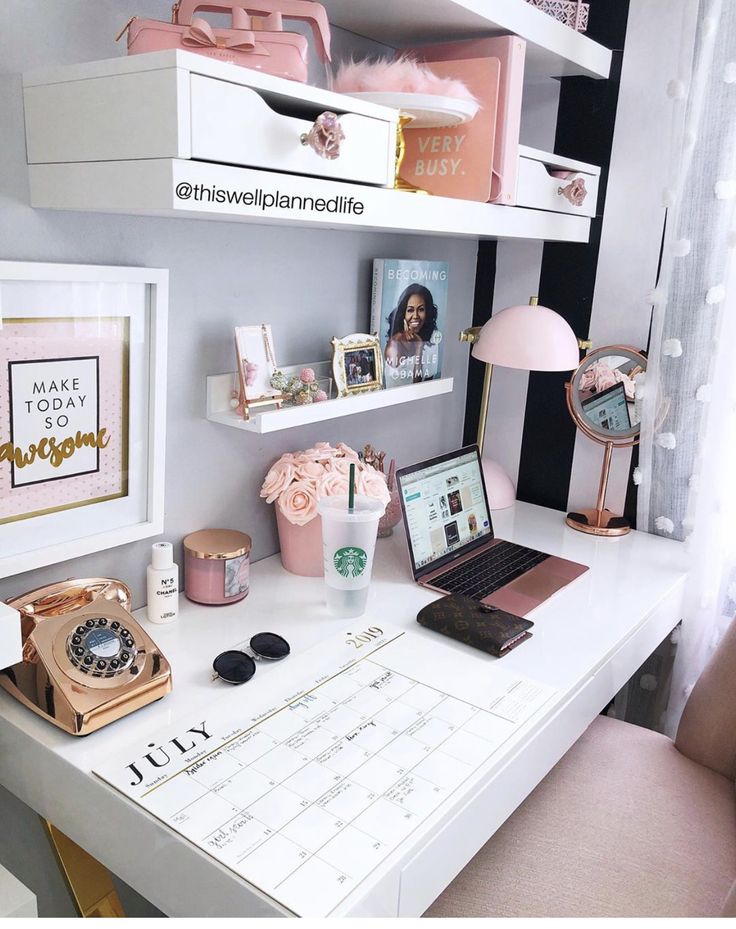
[397,446,588,617]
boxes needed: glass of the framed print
[0,261,168,578]
[234,324,283,415]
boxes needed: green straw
[348,462,355,512]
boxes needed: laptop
[396,445,588,616]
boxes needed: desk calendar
[95,625,555,916]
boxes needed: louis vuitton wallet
[417,594,534,658]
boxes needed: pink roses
[261,443,391,525]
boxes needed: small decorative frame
[0,261,168,579]
[234,324,283,418]
[331,333,384,397]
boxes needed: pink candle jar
[183,529,252,605]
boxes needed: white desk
[0,863,37,918]
[0,503,687,917]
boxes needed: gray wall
[0,1,476,915]
[0,0,476,609]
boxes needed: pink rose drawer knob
[557,175,588,207]
[300,111,345,160]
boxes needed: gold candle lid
[183,529,252,560]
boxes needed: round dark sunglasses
[212,632,290,685]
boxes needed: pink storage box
[119,0,331,83]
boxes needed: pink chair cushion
[722,880,736,917]
[425,716,736,918]
[676,616,736,780]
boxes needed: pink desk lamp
[460,296,580,509]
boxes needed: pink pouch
[117,0,331,83]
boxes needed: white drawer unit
[23,50,398,188]
[516,144,600,217]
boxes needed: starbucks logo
[333,546,368,578]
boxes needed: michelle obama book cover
[370,259,448,389]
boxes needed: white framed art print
[0,261,168,578]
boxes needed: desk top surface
[0,502,687,915]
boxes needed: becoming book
[370,259,448,389]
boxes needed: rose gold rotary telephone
[0,578,172,736]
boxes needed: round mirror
[567,346,647,444]
[564,345,647,538]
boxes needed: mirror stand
[565,440,631,537]
[564,345,647,539]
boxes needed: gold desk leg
[42,820,126,918]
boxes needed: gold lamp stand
[459,325,493,453]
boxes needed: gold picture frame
[331,333,384,397]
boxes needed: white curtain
[637,0,736,735]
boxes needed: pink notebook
[400,37,527,204]
[399,56,500,201]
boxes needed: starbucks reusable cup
[318,494,385,617]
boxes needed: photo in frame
[331,334,384,397]
[234,324,283,416]
[0,261,168,579]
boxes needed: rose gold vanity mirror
[0,578,171,735]
[565,346,647,537]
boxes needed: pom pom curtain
[637,0,736,733]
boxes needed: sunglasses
[212,632,290,684]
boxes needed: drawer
[190,75,394,187]
[516,145,600,217]
[24,52,398,189]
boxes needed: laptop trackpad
[484,570,570,617]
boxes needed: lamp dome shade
[471,302,580,371]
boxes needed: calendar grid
[144,660,513,915]
[96,628,555,918]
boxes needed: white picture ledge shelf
[28,160,591,244]
[206,373,454,434]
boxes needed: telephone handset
[0,578,172,736]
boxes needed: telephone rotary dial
[0,578,172,736]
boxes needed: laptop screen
[581,381,631,432]
[397,446,493,577]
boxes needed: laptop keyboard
[430,540,550,601]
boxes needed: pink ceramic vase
[276,507,324,576]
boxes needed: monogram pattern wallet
[417,594,534,658]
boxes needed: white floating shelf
[322,0,611,81]
[28,160,591,243]
[206,373,454,434]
